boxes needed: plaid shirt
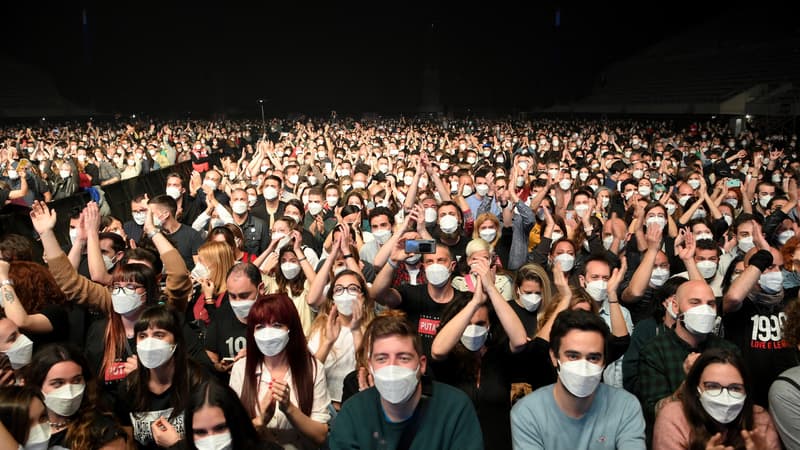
[391,261,427,288]
[638,327,739,423]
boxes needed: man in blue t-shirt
[511,310,645,450]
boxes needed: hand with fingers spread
[29,201,57,235]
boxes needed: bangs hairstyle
[0,386,44,444]
[365,310,423,359]
[129,306,198,421]
[473,213,501,245]
[102,263,160,378]
[275,246,306,296]
[310,270,376,338]
[241,294,316,418]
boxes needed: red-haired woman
[229,293,330,450]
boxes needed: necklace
[48,419,71,429]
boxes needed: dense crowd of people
[0,116,798,449]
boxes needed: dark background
[0,2,736,115]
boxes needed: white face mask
[632,169,644,179]
[191,263,210,280]
[132,211,147,226]
[737,236,755,253]
[688,179,701,190]
[574,204,590,216]
[165,186,181,200]
[682,304,717,335]
[285,214,302,225]
[326,196,339,207]
[59,170,71,179]
[759,195,773,209]
[585,280,608,302]
[696,260,718,279]
[307,202,323,216]
[371,364,419,404]
[550,231,564,242]
[203,179,218,191]
[460,324,488,351]
[638,186,652,197]
[102,254,117,271]
[231,201,248,215]
[353,181,366,190]
[601,197,610,208]
[462,185,474,197]
[698,388,746,424]
[333,292,357,316]
[650,268,670,287]
[229,299,256,321]
[68,228,79,245]
[194,432,233,450]
[5,334,34,369]
[405,254,422,265]
[475,184,489,197]
[248,194,259,206]
[288,174,299,185]
[558,359,603,398]
[553,253,575,272]
[111,287,143,315]
[479,228,497,243]
[44,383,85,417]
[280,262,301,280]
[646,216,667,229]
[723,214,733,227]
[726,198,739,209]
[263,186,279,201]
[194,431,233,450]
[679,195,692,207]
[425,264,451,287]
[579,172,589,181]
[373,229,392,246]
[24,423,51,450]
[254,327,290,356]
[137,337,177,369]
[439,215,459,234]
[759,271,783,293]
[519,291,542,312]
[778,230,795,245]
[558,179,573,190]
[692,209,707,220]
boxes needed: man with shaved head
[723,223,800,407]
[636,279,740,442]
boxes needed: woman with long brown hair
[653,348,781,449]
[229,293,329,450]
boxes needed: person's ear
[419,354,427,376]
[549,349,559,369]
[578,274,586,287]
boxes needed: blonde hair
[537,286,598,331]
[514,264,553,317]
[197,241,236,295]
[472,213,502,246]
[465,237,492,259]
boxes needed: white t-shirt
[230,358,331,450]
[307,326,356,402]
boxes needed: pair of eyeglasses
[701,381,746,399]
[333,284,361,296]
[112,284,143,293]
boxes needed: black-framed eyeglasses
[701,381,746,399]
[333,284,361,296]
[112,284,143,293]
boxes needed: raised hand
[645,221,663,251]
[29,201,57,235]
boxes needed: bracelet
[297,257,307,263]
[146,229,161,240]
[0,279,14,287]
[387,259,398,269]
[608,300,619,304]
[343,254,354,259]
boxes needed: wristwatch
[0,279,13,287]
[146,229,161,240]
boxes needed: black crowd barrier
[0,161,195,250]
